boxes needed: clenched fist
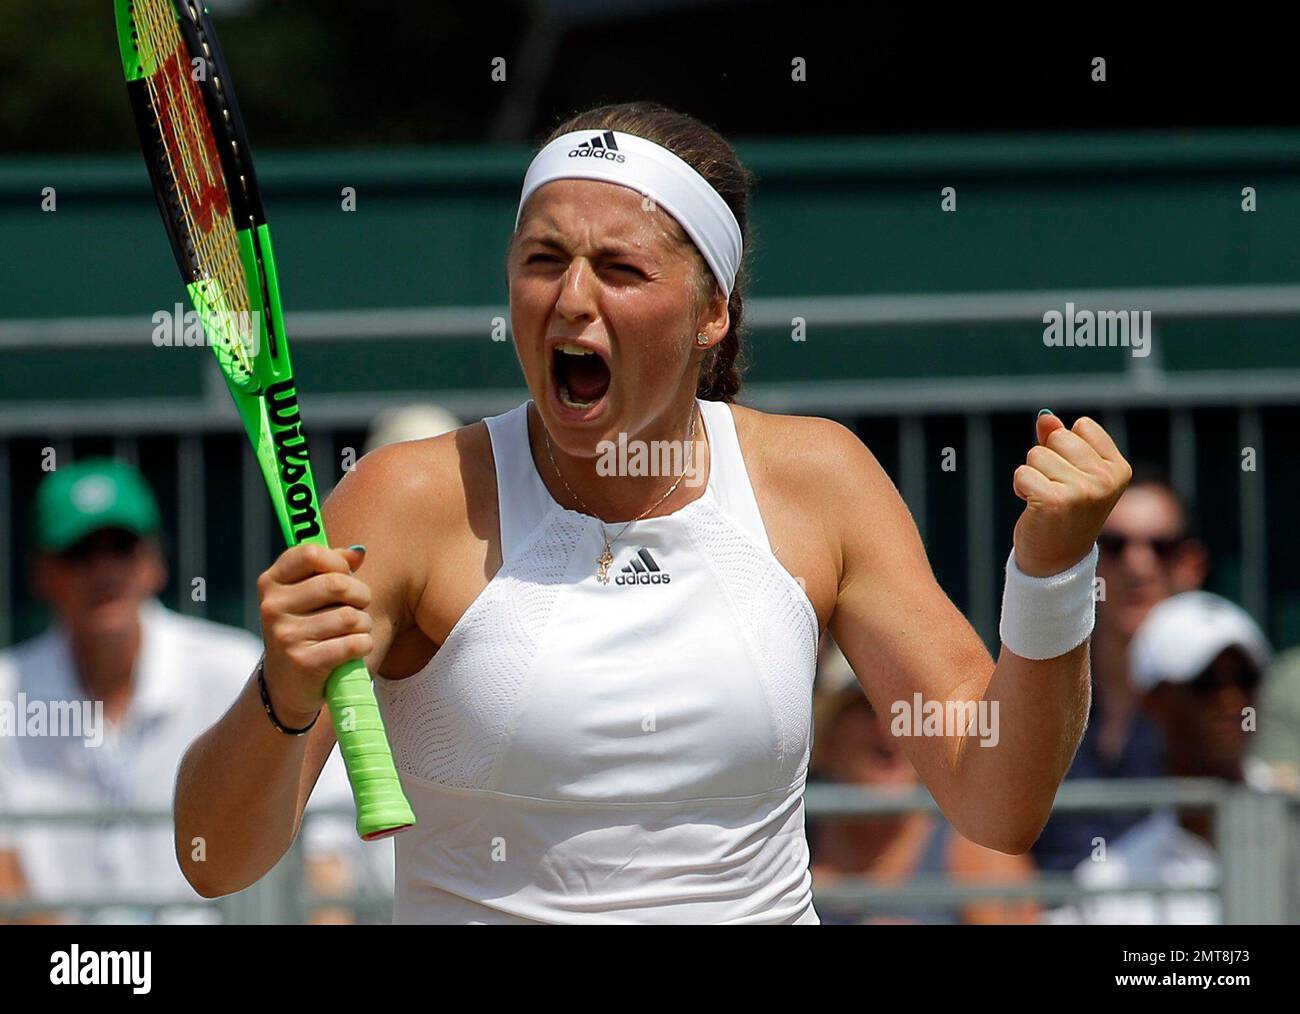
[256,543,373,728]
[1012,411,1132,578]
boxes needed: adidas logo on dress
[614,547,671,585]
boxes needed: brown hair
[529,102,754,402]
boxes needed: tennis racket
[114,0,414,840]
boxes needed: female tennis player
[175,102,1131,923]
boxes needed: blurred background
[1,0,1298,924]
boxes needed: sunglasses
[1184,665,1262,696]
[57,530,143,564]
[1097,532,1186,561]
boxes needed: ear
[141,539,169,596]
[696,282,730,348]
[1171,537,1209,592]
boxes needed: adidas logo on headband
[568,131,626,163]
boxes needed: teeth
[558,382,598,410]
[556,342,595,356]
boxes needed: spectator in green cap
[0,458,377,923]
[34,457,162,554]
[28,459,167,684]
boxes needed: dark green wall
[3,130,1300,409]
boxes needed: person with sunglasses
[1055,591,1271,924]
[1031,467,1208,872]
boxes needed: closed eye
[523,252,645,278]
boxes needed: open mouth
[551,341,611,411]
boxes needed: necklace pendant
[596,544,614,584]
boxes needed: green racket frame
[114,0,414,840]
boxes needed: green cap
[34,458,161,552]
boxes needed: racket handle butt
[325,657,417,841]
[360,822,414,842]
[348,772,417,842]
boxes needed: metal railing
[0,804,393,925]
[806,779,1300,924]
[0,779,1295,924]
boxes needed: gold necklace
[542,406,700,584]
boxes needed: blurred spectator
[363,403,461,455]
[808,639,1038,924]
[1031,466,1207,871]
[1251,646,1300,792]
[1058,591,1272,924]
[0,458,370,923]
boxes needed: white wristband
[998,544,1099,660]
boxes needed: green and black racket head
[117,0,268,392]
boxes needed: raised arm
[174,440,429,897]
[827,411,1130,854]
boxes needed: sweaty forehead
[517,178,687,248]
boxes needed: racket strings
[134,0,257,387]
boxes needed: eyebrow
[518,231,655,261]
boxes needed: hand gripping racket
[114,0,414,840]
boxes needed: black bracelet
[256,655,319,736]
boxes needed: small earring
[695,332,709,347]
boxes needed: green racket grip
[324,655,415,840]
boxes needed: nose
[1120,539,1160,575]
[85,553,132,583]
[554,258,599,327]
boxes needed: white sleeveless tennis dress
[374,398,820,923]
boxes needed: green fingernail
[1038,408,1055,417]
[348,544,367,554]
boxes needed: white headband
[515,129,743,299]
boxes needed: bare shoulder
[327,421,495,532]
[321,422,498,625]
[727,403,910,621]
[728,403,896,511]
